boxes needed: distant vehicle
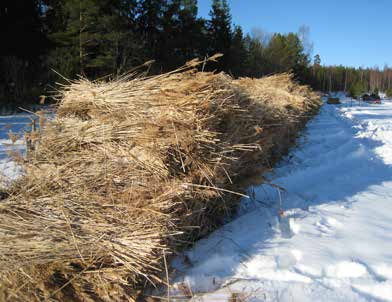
[362,94,381,104]
[360,92,381,104]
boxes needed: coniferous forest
[1,0,392,107]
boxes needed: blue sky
[197,0,391,68]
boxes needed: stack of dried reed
[0,60,321,301]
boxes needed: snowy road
[172,99,392,301]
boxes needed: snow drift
[0,60,321,301]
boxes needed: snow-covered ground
[172,99,392,301]
[0,114,30,184]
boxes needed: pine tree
[89,0,143,75]
[177,0,204,59]
[244,35,264,77]
[286,33,310,82]
[158,0,181,68]
[181,0,197,17]
[45,0,144,78]
[207,0,232,71]
[0,0,48,101]
[228,25,247,77]
[349,81,365,98]
[264,33,286,73]
[137,0,167,62]
[313,54,321,67]
[45,0,99,77]
[311,54,321,89]
[263,32,310,81]
[153,0,207,69]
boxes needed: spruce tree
[264,34,286,73]
[313,54,321,67]
[228,26,247,77]
[208,0,232,71]
[177,0,207,64]
[137,0,167,62]
[181,0,197,17]
[349,81,365,98]
[45,0,99,77]
[244,35,264,77]
[45,0,143,78]
[89,0,143,75]
[311,54,322,89]
[0,0,48,101]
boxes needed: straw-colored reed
[0,60,321,301]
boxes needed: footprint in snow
[315,216,342,237]
[324,261,367,279]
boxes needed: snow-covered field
[171,99,392,301]
[0,114,30,184]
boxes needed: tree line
[311,57,392,97]
[1,0,391,106]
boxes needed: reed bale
[0,63,321,301]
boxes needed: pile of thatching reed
[0,59,321,301]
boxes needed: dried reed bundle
[0,61,321,301]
